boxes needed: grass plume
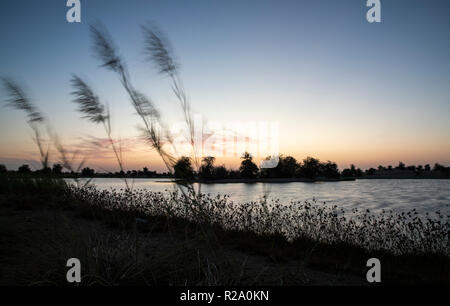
[1,78,49,170]
[89,23,188,189]
[70,75,129,189]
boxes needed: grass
[0,174,449,285]
[67,184,449,256]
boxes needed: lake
[66,178,450,215]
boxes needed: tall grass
[1,78,49,169]
[89,23,175,173]
[142,23,200,172]
[68,186,449,256]
[70,75,129,189]
[79,23,230,267]
[49,130,89,187]
[0,78,92,187]
[88,23,201,194]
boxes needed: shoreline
[61,176,450,183]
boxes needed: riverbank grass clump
[68,185,449,256]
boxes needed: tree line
[173,153,343,180]
[0,163,170,178]
[174,153,450,181]
[1,154,448,180]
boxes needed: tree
[424,164,431,171]
[0,164,7,173]
[174,156,194,181]
[18,164,31,174]
[350,164,356,176]
[199,156,215,180]
[297,156,321,179]
[341,164,360,178]
[81,167,95,177]
[396,161,406,170]
[341,168,353,177]
[281,156,299,177]
[52,163,63,175]
[228,169,240,179]
[320,161,340,178]
[366,168,376,175]
[355,168,363,177]
[213,165,228,179]
[263,155,299,178]
[433,163,445,172]
[142,167,155,177]
[239,152,259,179]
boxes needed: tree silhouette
[18,164,31,174]
[396,161,406,170]
[142,167,156,177]
[366,168,376,175]
[355,168,363,177]
[262,155,299,178]
[213,165,228,179]
[433,163,445,172]
[341,164,360,178]
[239,152,259,179]
[321,161,340,178]
[174,156,194,181]
[81,167,95,177]
[297,156,321,179]
[52,163,63,175]
[341,168,353,177]
[199,156,215,180]
[0,164,7,173]
[281,156,299,177]
[350,164,356,175]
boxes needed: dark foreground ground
[0,178,449,286]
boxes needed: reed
[1,78,49,170]
[70,75,129,189]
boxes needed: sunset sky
[1,0,449,172]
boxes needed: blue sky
[1,0,449,171]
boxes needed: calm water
[67,178,450,215]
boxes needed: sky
[0,0,449,172]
